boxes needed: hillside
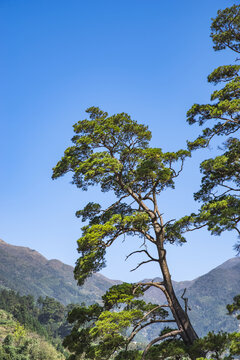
[183,257,240,336]
[142,258,240,336]
[0,239,119,305]
[0,239,239,337]
[0,309,65,359]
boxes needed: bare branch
[125,249,158,262]
[218,183,240,192]
[182,223,207,233]
[130,259,155,272]
[171,157,185,179]
[233,226,240,235]
[129,228,156,243]
[105,226,156,248]
[142,195,154,202]
[181,288,191,314]
[132,281,165,296]
[142,329,183,359]
[101,194,130,216]
[163,218,176,227]
[218,116,240,124]
[153,190,163,224]
[134,281,166,294]
[128,317,176,344]
[197,119,240,148]
[116,174,156,219]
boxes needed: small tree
[52,107,203,358]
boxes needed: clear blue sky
[0,0,237,282]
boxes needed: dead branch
[181,288,191,314]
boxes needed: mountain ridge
[0,238,120,305]
[0,238,239,336]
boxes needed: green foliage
[140,330,240,360]
[52,107,191,288]
[187,6,240,148]
[191,137,240,244]
[185,4,240,251]
[0,335,65,360]
[228,332,240,356]
[0,309,65,360]
[52,108,151,191]
[189,332,230,360]
[63,283,170,359]
[13,323,26,345]
[210,5,240,53]
[114,349,142,359]
[0,289,72,357]
[38,296,65,324]
[145,338,187,359]
[0,289,48,338]
[227,294,240,319]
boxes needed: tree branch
[105,226,156,248]
[182,223,207,233]
[125,249,158,262]
[218,183,240,192]
[130,259,156,272]
[128,318,176,344]
[141,329,183,359]
[181,288,191,314]
[101,194,130,215]
[233,226,240,235]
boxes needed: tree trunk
[157,247,199,346]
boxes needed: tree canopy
[52,4,240,360]
[53,106,201,358]
[184,4,240,251]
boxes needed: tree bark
[157,246,199,346]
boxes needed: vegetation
[0,289,72,356]
[0,309,65,360]
[53,101,207,358]
[0,295,239,360]
[183,5,240,248]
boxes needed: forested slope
[0,309,65,359]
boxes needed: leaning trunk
[158,247,199,346]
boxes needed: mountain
[142,258,240,336]
[0,239,239,336]
[182,257,240,336]
[139,277,196,305]
[0,239,119,305]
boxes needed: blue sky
[0,0,237,282]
